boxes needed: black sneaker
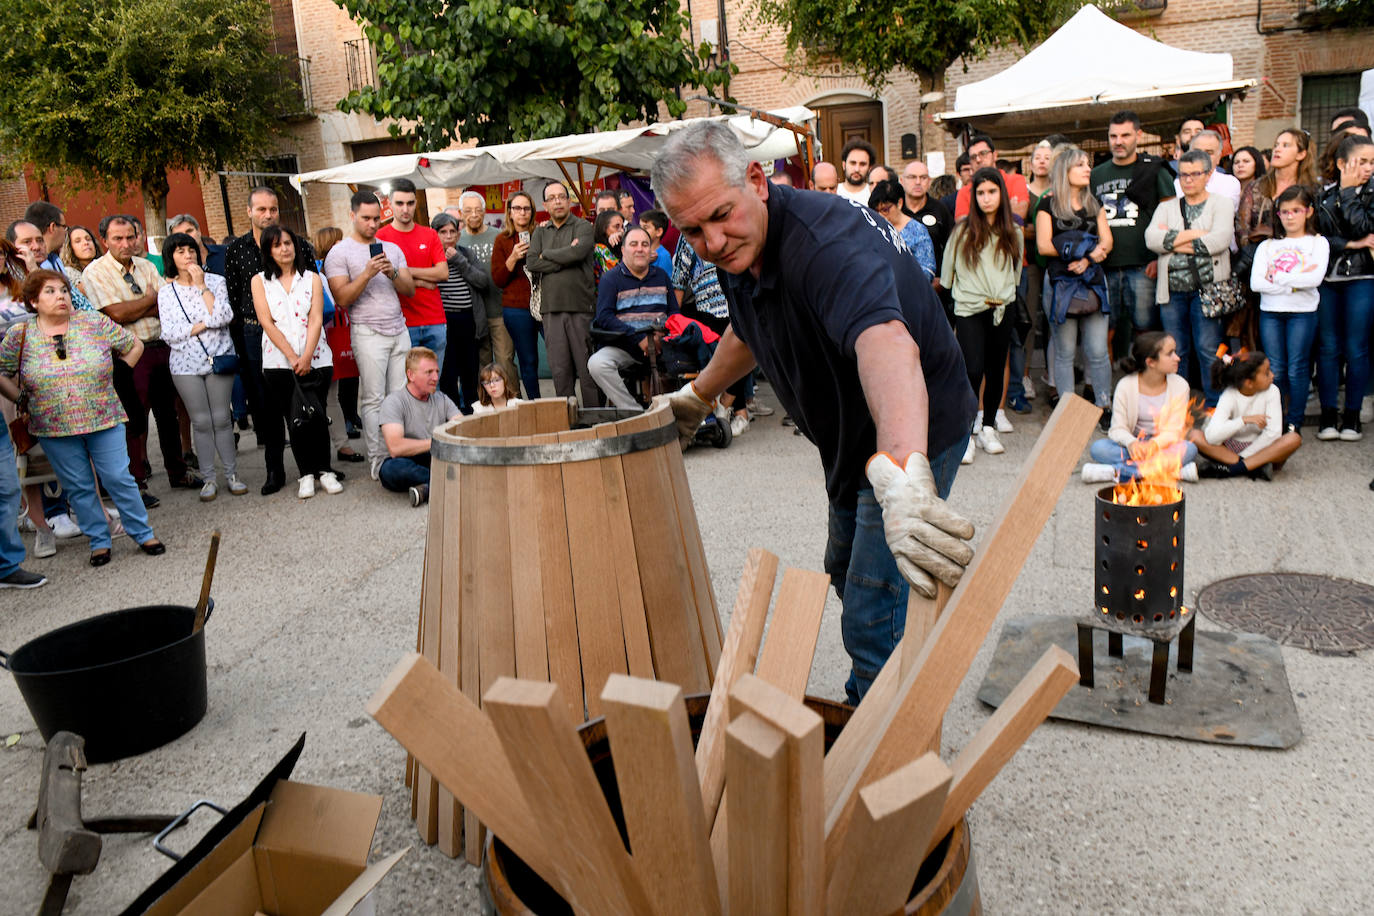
[409,484,430,507]
[140,489,161,509]
[0,568,48,589]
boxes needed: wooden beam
[754,566,830,698]
[821,395,1101,879]
[601,676,721,916]
[927,645,1078,855]
[825,753,952,916]
[725,712,789,916]
[696,547,779,829]
[484,678,652,916]
[726,674,824,916]
[366,654,556,888]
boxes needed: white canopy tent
[292,106,816,202]
[934,5,1256,147]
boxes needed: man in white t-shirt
[378,347,462,506]
[836,139,877,205]
[324,189,416,480]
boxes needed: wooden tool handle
[192,530,221,633]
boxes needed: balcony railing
[276,56,313,119]
[345,38,379,94]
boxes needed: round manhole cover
[1196,573,1374,654]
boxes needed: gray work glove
[665,382,714,450]
[866,451,976,598]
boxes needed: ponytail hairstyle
[1119,331,1172,375]
[1272,184,1316,238]
[1210,347,1268,392]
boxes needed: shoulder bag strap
[171,283,215,364]
[14,322,26,406]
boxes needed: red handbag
[325,310,358,380]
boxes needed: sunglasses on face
[123,272,144,296]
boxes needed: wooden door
[818,101,885,169]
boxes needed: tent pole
[555,160,582,211]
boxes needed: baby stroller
[588,317,732,449]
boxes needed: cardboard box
[120,735,406,916]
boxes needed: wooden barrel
[410,397,722,860]
[478,694,981,916]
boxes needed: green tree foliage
[753,0,1084,95]
[0,0,294,231]
[335,0,733,150]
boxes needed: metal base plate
[977,615,1303,748]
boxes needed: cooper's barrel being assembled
[412,398,722,859]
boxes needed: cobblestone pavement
[3,384,1372,914]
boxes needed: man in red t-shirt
[376,178,450,365]
[954,133,1030,222]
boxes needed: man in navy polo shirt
[654,121,978,702]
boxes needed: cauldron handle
[153,799,228,861]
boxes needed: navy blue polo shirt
[723,184,975,506]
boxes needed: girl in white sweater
[1191,349,1303,480]
[1251,185,1329,433]
[1082,331,1199,483]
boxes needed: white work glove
[866,451,976,598]
[665,382,714,450]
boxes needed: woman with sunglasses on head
[156,232,244,500]
[491,192,544,401]
[0,269,164,567]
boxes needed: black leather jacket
[1316,179,1374,280]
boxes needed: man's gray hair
[652,121,751,201]
[1192,129,1223,149]
[1180,148,1213,172]
[167,213,201,233]
[459,190,485,207]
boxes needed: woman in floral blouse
[0,270,164,566]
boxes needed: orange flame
[1111,394,1198,506]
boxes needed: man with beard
[836,138,877,205]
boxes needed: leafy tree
[335,0,732,150]
[0,0,294,233]
[752,0,1083,119]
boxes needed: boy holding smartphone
[324,189,416,480]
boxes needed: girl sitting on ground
[1082,331,1199,483]
[470,362,525,414]
[1190,349,1302,480]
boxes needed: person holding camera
[323,190,416,479]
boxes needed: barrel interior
[7,605,196,676]
[483,694,963,914]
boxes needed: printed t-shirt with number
[1091,158,1175,269]
[376,223,446,328]
[0,311,137,436]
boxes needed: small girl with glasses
[471,362,523,414]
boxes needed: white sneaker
[199,480,218,502]
[729,413,749,436]
[297,475,316,499]
[1022,376,1036,399]
[49,513,81,539]
[319,471,343,494]
[18,515,35,533]
[226,474,249,496]
[995,409,1014,433]
[962,438,975,465]
[33,527,56,558]
[1316,424,1340,441]
[1340,425,1363,442]
[973,410,983,430]
[978,426,1004,455]
[1180,463,1199,483]
[1081,462,1116,484]
[369,457,383,481]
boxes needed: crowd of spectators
[2,104,1370,588]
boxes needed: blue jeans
[1088,438,1197,481]
[1049,310,1111,407]
[379,454,431,493]
[407,323,448,371]
[503,307,543,401]
[1161,290,1224,407]
[40,425,154,551]
[825,434,967,704]
[1316,279,1374,411]
[1105,266,1158,337]
[0,424,27,576]
[1259,310,1318,428]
